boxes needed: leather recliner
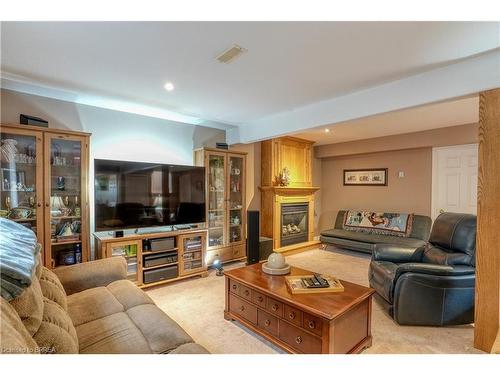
[368,212,476,326]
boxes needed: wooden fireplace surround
[260,137,320,254]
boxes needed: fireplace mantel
[259,186,320,196]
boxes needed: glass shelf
[0,131,39,238]
[229,155,244,244]
[48,136,84,268]
[207,154,225,248]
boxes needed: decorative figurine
[56,176,66,190]
[275,167,291,186]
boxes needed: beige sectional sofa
[1,255,209,354]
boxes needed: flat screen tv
[94,159,205,232]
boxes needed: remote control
[302,275,330,288]
[314,274,330,287]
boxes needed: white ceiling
[1,22,499,141]
[294,96,479,145]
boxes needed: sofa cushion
[39,267,67,311]
[127,304,193,353]
[106,280,154,310]
[9,276,44,336]
[368,261,398,304]
[169,343,210,354]
[1,297,39,354]
[321,229,426,248]
[34,247,43,280]
[76,312,152,354]
[33,297,78,354]
[67,287,124,326]
[68,278,197,354]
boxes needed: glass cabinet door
[207,153,226,249]
[228,154,244,245]
[0,128,43,240]
[45,134,87,268]
[105,241,139,283]
[179,234,204,276]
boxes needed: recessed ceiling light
[164,82,175,92]
[325,128,331,133]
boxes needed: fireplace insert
[280,203,308,247]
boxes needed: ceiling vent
[216,44,247,64]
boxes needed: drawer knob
[271,304,279,311]
[265,319,271,327]
[240,306,245,312]
[257,296,264,303]
[308,321,316,329]
[295,336,303,344]
[232,284,237,290]
[244,290,250,296]
[288,312,296,320]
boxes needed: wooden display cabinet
[194,147,247,266]
[0,123,90,269]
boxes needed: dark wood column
[475,88,500,352]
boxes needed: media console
[93,227,208,288]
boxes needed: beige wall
[315,123,478,158]
[318,148,433,232]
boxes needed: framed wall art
[343,168,388,186]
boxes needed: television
[94,159,205,232]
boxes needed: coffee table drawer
[251,290,267,308]
[239,284,253,301]
[257,309,278,337]
[229,294,257,325]
[284,304,303,327]
[266,297,284,317]
[303,312,323,336]
[279,321,322,354]
[229,279,240,295]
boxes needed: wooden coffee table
[224,263,375,354]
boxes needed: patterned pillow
[343,210,414,238]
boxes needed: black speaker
[247,210,260,265]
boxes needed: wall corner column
[475,88,500,353]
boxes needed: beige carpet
[146,247,482,354]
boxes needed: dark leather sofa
[368,212,476,326]
[320,210,432,254]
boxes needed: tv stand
[94,227,208,288]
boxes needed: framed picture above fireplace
[343,168,388,186]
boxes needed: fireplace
[280,203,309,247]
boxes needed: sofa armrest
[53,257,127,295]
[372,244,423,263]
[395,263,475,279]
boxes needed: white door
[432,144,478,220]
